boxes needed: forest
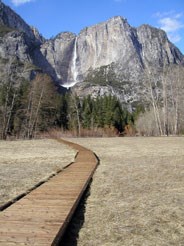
[0,64,184,140]
[0,73,135,139]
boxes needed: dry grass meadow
[63,137,184,246]
[1,137,184,245]
[0,139,76,207]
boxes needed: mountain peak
[108,16,127,23]
[0,1,42,43]
[53,32,76,41]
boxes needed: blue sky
[3,0,184,53]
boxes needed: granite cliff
[0,0,46,85]
[0,1,184,108]
[39,16,183,107]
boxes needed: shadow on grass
[58,181,92,246]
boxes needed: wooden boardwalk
[0,139,99,245]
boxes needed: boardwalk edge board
[52,138,99,245]
[0,163,74,212]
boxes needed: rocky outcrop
[137,24,183,67]
[0,25,37,84]
[0,30,32,62]
[0,0,43,44]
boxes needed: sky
[3,0,184,54]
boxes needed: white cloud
[168,33,181,43]
[159,16,184,33]
[155,11,184,43]
[154,11,175,18]
[11,0,35,6]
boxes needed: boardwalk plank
[0,139,98,245]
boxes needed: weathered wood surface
[0,139,98,245]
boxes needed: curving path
[0,138,99,246]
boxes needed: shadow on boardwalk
[59,181,92,246]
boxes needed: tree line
[1,63,183,139]
[0,73,134,139]
[0,74,59,139]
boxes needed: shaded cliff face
[0,26,37,84]
[0,1,35,64]
[0,30,32,62]
[0,1,45,84]
[39,32,76,83]
[0,0,43,43]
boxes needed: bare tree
[144,66,163,136]
[1,58,17,139]
[139,63,184,136]
[68,92,81,137]
[165,65,184,135]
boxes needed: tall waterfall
[71,37,78,83]
[61,37,78,89]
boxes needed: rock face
[0,0,42,43]
[0,1,45,84]
[75,16,144,82]
[39,32,76,83]
[41,16,183,87]
[0,30,32,62]
[42,16,183,108]
[76,17,183,80]
[0,1,184,107]
[0,27,35,84]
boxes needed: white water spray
[61,37,78,89]
[71,37,78,83]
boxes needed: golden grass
[0,139,76,207]
[67,137,184,246]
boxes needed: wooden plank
[0,138,99,246]
[0,213,67,222]
[0,232,56,245]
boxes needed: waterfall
[61,37,78,89]
[71,37,78,83]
